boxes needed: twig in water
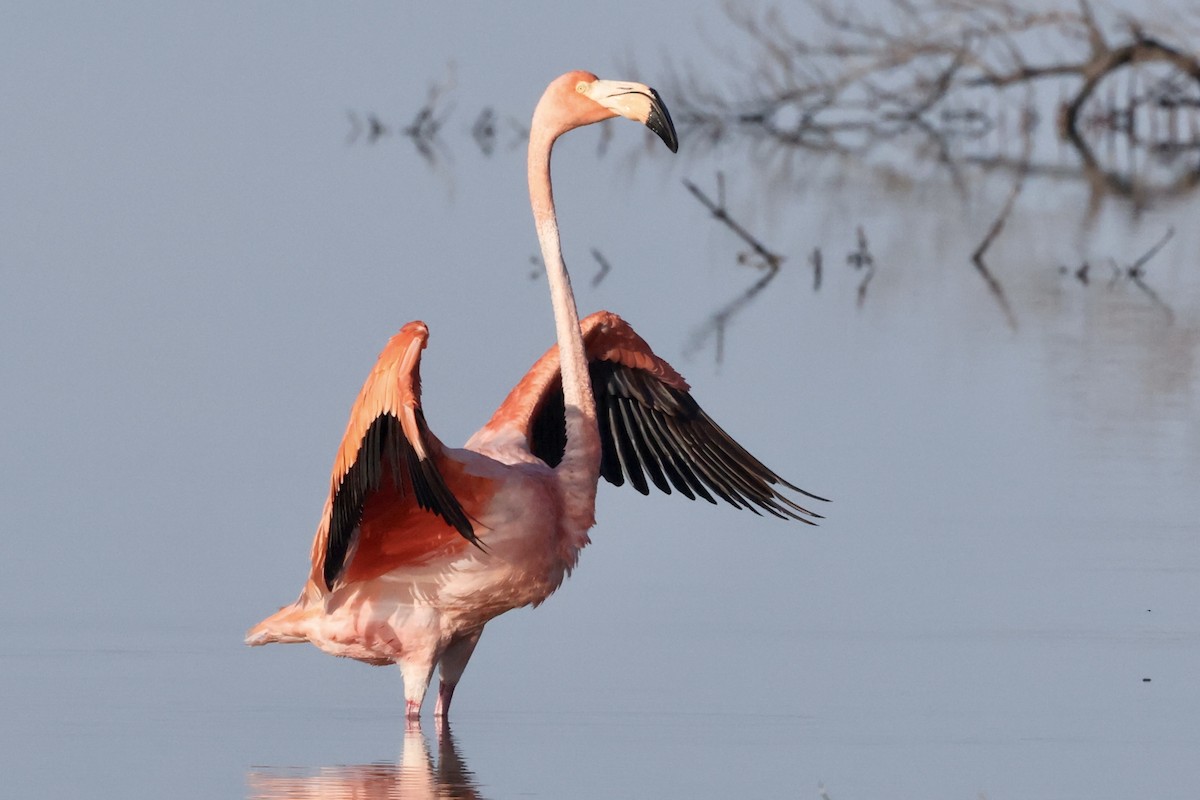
[590,248,612,287]
[403,105,447,162]
[810,247,823,291]
[1058,260,1091,285]
[1111,226,1176,320]
[401,72,456,163]
[1076,261,1090,286]
[682,174,785,360]
[969,181,1020,330]
[685,261,782,362]
[1129,225,1175,278]
[345,111,390,145]
[846,226,876,308]
[472,107,497,156]
[970,106,1035,331]
[367,114,388,144]
[684,174,784,272]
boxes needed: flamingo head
[538,70,678,153]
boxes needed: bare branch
[471,107,497,156]
[669,0,1200,205]
[1116,226,1177,321]
[969,102,1033,331]
[846,226,877,308]
[590,248,612,287]
[683,174,786,360]
[683,175,785,271]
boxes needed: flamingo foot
[405,698,422,727]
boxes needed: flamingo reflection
[247,727,483,800]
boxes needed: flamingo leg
[434,628,483,721]
[398,655,438,725]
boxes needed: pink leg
[398,657,437,726]
[434,683,457,722]
[434,629,483,721]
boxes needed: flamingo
[246,70,825,723]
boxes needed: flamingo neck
[528,123,601,525]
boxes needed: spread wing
[478,311,825,522]
[310,321,479,591]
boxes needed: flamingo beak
[585,79,679,153]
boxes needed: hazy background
[2,2,1198,798]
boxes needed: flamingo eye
[576,81,589,94]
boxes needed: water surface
[2,2,1198,798]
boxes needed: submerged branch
[847,226,877,308]
[1118,226,1176,321]
[590,248,612,287]
[683,174,785,360]
[969,104,1034,330]
[669,0,1200,211]
[684,175,785,272]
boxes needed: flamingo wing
[314,321,478,591]
[587,358,825,521]
[482,311,825,522]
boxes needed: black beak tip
[646,88,679,153]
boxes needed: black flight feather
[324,412,476,590]
[527,359,824,522]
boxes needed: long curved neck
[528,121,601,520]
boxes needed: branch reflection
[345,2,1200,362]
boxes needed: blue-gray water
[3,3,1198,798]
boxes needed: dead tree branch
[846,226,876,308]
[590,248,612,287]
[1112,226,1176,321]
[669,0,1200,206]
[683,174,786,360]
[347,72,457,163]
[969,105,1033,330]
[684,174,785,272]
[471,107,497,156]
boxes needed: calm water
[3,3,1199,798]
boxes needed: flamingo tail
[245,600,314,646]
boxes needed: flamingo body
[248,73,824,723]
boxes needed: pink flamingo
[247,70,824,723]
